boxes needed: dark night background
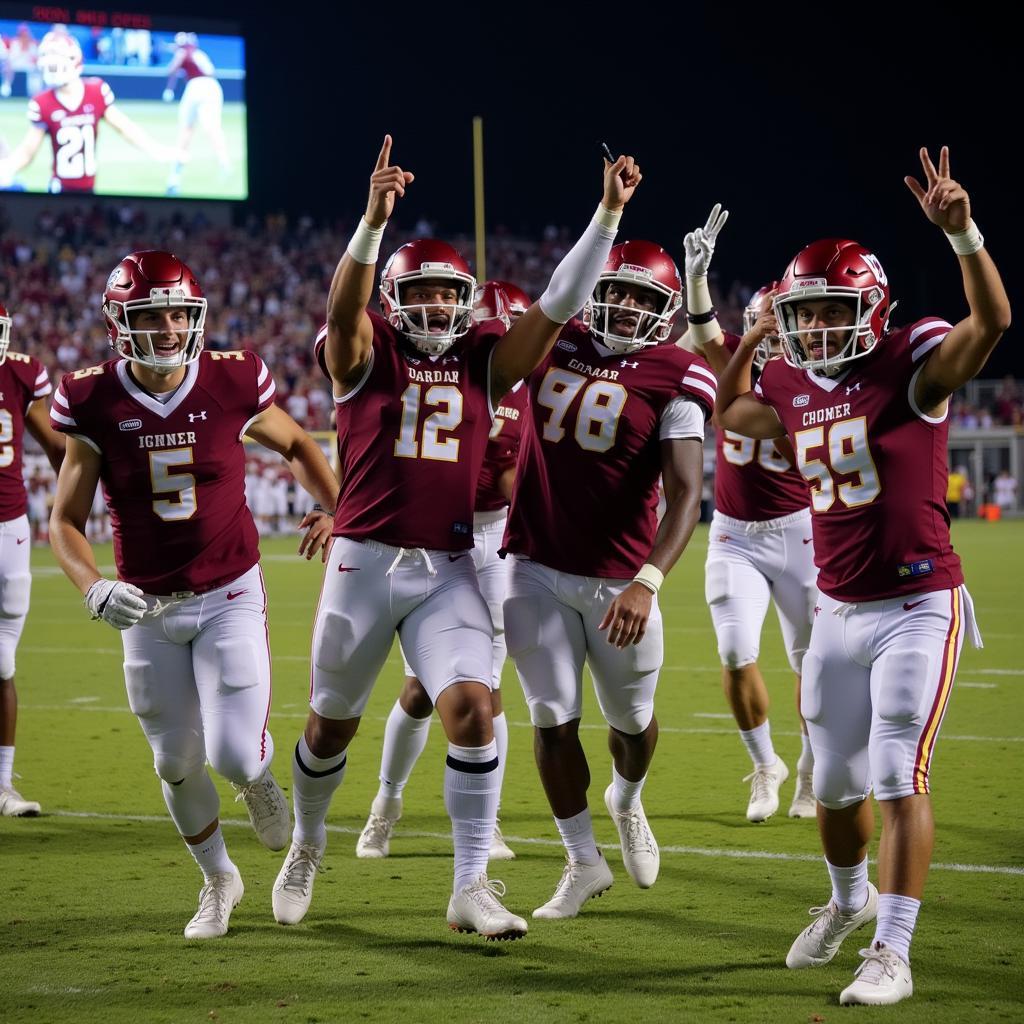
[10,2,1021,372]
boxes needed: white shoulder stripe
[911,334,948,363]
[35,370,49,384]
[51,409,77,427]
[682,377,717,404]
[256,361,269,386]
[686,363,717,384]
[34,384,52,398]
[258,381,276,404]
[52,387,70,410]
[315,324,328,345]
[909,319,953,343]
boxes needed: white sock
[292,735,346,849]
[739,721,776,770]
[0,745,13,788]
[797,732,814,774]
[554,808,601,866]
[378,700,432,800]
[161,771,220,837]
[826,857,870,914]
[444,740,499,894]
[185,825,236,880]
[873,893,920,964]
[492,711,509,809]
[609,765,645,813]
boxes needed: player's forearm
[954,248,1012,370]
[647,487,702,577]
[284,438,339,513]
[49,516,103,595]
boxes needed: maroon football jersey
[50,352,276,594]
[0,353,51,521]
[715,333,808,521]
[756,318,962,602]
[323,312,505,550]
[28,79,115,193]
[504,321,716,577]
[475,381,529,512]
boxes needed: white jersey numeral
[394,384,463,462]
[0,410,13,468]
[150,447,197,521]
[55,122,97,180]
[795,416,880,512]
[721,431,791,473]
[537,368,626,454]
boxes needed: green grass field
[2,520,1021,1023]
[0,99,247,199]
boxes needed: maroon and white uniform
[49,352,279,788]
[310,313,507,716]
[0,352,51,680]
[28,79,114,193]
[754,319,982,804]
[171,46,223,130]
[503,322,715,733]
[706,333,816,675]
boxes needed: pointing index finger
[375,134,392,171]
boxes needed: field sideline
[2,520,1021,1023]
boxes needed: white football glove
[683,203,729,278]
[162,87,175,103]
[85,579,148,630]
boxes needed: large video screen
[0,8,246,199]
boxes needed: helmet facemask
[380,267,475,356]
[584,275,680,354]
[742,298,782,372]
[0,313,10,366]
[106,289,207,374]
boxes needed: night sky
[18,2,1024,371]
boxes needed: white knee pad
[205,640,271,784]
[600,699,655,736]
[872,650,930,800]
[704,559,732,606]
[0,572,31,618]
[153,740,206,784]
[811,758,871,810]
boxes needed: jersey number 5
[150,448,197,521]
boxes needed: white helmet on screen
[38,31,83,88]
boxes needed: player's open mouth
[427,313,450,333]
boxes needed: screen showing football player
[500,236,714,920]
[271,134,640,942]
[0,30,179,194]
[162,32,229,197]
[352,281,532,865]
[0,304,66,818]
[48,251,339,940]
[682,231,819,825]
[714,146,1009,1007]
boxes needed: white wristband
[347,217,387,265]
[945,221,984,256]
[632,562,664,595]
[594,203,622,232]
[686,274,713,316]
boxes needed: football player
[682,246,818,823]
[501,236,714,919]
[0,304,66,817]
[0,30,178,194]
[48,251,339,939]
[271,135,640,941]
[715,146,1010,1005]
[353,281,532,863]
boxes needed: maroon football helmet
[742,281,781,371]
[103,251,207,373]
[582,240,682,353]
[473,280,532,328]
[0,302,11,365]
[773,239,892,373]
[379,239,476,355]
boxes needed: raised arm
[325,135,414,391]
[905,146,1011,413]
[678,204,730,375]
[715,331,786,439]
[488,154,642,402]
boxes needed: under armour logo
[845,383,861,395]
[621,360,639,369]
[188,411,207,422]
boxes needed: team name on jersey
[137,431,198,449]
[801,402,852,426]
[495,405,520,420]
[568,358,620,381]
[407,367,461,384]
[58,112,98,128]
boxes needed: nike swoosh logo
[903,600,926,611]
[337,565,361,573]
[16,538,28,545]
[802,537,813,545]
[226,590,247,601]
[448,553,468,562]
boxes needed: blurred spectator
[993,469,1018,514]
[946,465,969,519]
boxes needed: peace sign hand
[683,203,729,277]
[904,146,971,233]
[366,134,415,228]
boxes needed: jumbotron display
[0,7,246,198]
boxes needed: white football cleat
[489,821,516,861]
[604,784,659,888]
[232,770,290,851]
[744,757,789,822]
[786,882,879,968]
[447,875,527,941]
[840,942,914,1005]
[532,854,614,919]
[788,770,816,818]
[272,840,324,925]
[355,794,402,859]
[183,870,244,939]
[0,785,41,817]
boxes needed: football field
[2,520,1021,1023]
